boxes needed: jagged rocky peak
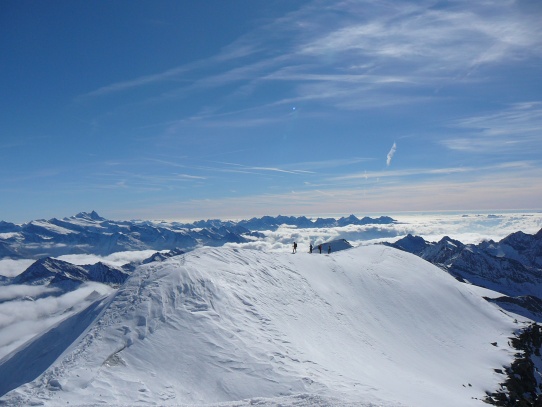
[85,262,129,285]
[13,257,86,285]
[141,248,186,265]
[73,210,106,221]
[500,229,541,251]
[337,214,360,226]
[438,235,464,248]
[394,234,428,254]
[13,257,130,287]
[378,216,395,223]
[0,221,20,233]
[26,257,70,273]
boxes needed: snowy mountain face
[386,229,542,296]
[11,257,129,289]
[3,212,542,406]
[0,212,392,260]
[0,212,235,259]
[0,245,519,407]
[385,229,542,321]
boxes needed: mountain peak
[439,235,463,247]
[393,234,428,254]
[337,214,360,226]
[0,245,518,407]
[12,257,86,285]
[74,211,105,221]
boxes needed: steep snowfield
[0,246,518,406]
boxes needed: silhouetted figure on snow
[318,244,322,254]
[309,243,313,253]
[328,245,331,254]
[292,242,297,253]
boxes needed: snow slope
[0,246,518,407]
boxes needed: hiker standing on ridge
[318,244,322,254]
[328,245,331,254]
[292,242,297,253]
[309,243,313,253]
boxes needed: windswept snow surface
[1,246,517,407]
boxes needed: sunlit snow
[0,245,519,407]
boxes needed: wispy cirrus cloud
[80,66,192,99]
[109,163,542,222]
[330,161,536,182]
[297,1,542,68]
[70,157,317,195]
[210,161,313,176]
[177,174,207,180]
[443,102,542,153]
[80,1,542,112]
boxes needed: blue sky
[1,0,542,223]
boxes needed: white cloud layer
[226,211,542,254]
[0,285,59,302]
[56,250,162,267]
[0,259,35,278]
[0,282,113,361]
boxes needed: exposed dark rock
[391,234,428,255]
[486,323,542,406]
[141,248,186,265]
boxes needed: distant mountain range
[0,211,394,259]
[198,213,396,230]
[384,228,542,321]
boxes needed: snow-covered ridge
[0,245,518,407]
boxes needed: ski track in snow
[0,245,519,407]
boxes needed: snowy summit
[1,245,517,407]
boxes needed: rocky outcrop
[485,323,542,406]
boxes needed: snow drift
[0,245,518,406]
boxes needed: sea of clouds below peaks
[0,212,541,278]
[0,211,540,375]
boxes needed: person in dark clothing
[328,245,331,254]
[293,242,297,253]
[318,244,322,254]
[309,243,313,253]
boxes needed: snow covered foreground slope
[1,246,518,407]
